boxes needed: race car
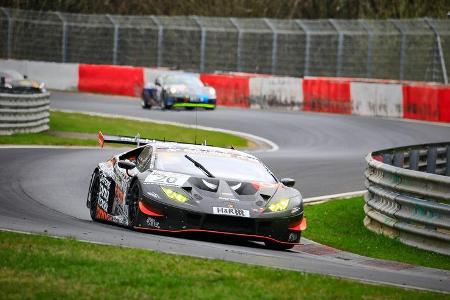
[87,132,306,250]
[141,74,216,110]
[0,69,46,94]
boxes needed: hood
[141,171,301,218]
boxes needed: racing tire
[127,180,141,228]
[264,241,296,251]
[88,172,100,221]
[141,99,151,109]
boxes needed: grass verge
[303,196,450,270]
[0,230,446,300]
[0,111,248,148]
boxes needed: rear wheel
[89,172,100,221]
[127,180,141,228]
[264,241,295,250]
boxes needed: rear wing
[98,131,152,148]
[98,131,210,148]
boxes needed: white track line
[304,190,366,204]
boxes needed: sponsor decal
[219,196,239,202]
[213,207,250,218]
[146,191,161,199]
[146,217,161,228]
[144,171,189,187]
[98,174,111,211]
[115,185,125,204]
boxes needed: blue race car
[142,74,216,110]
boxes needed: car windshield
[164,75,204,88]
[154,148,277,183]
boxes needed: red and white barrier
[351,82,403,118]
[249,77,302,108]
[1,59,449,123]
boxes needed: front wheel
[127,180,141,228]
[88,172,100,221]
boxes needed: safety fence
[0,91,50,135]
[1,59,450,123]
[365,143,450,255]
[0,7,449,84]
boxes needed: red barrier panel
[438,87,450,122]
[78,64,144,97]
[402,85,441,122]
[302,78,351,114]
[200,73,250,107]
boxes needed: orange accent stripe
[139,201,163,217]
[134,226,298,246]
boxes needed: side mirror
[118,160,136,170]
[154,78,161,86]
[281,178,295,187]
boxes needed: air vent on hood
[226,181,257,195]
[182,186,192,194]
[260,194,272,201]
[189,177,219,192]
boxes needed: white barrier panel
[351,82,403,118]
[249,77,303,108]
[0,59,79,91]
[143,68,199,84]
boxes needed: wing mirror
[118,160,136,170]
[281,178,295,187]
[154,78,161,86]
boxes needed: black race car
[0,69,46,94]
[141,74,216,110]
[87,133,306,250]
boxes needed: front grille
[202,215,256,234]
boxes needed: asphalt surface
[1,91,450,292]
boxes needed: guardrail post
[446,145,450,176]
[383,153,393,165]
[360,20,373,78]
[424,18,448,84]
[54,12,67,63]
[150,16,163,68]
[426,147,437,174]
[0,8,12,59]
[192,16,206,72]
[106,14,119,65]
[229,18,242,72]
[391,20,405,81]
[263,18,278,75]
[295,20,310,77]
[328,19,343,77]
[409,149,419,171]
[393,152,404,168]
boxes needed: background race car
[141,74,216,110]
[87,133,306,250]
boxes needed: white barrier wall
[249,77,303,108]
[351,82,403,118]
[0,59,79,91]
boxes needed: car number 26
[144,171,189,187]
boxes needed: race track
[1,91,450,292]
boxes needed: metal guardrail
[0,92,50,135]
[364,142,450,255]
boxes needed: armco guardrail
[0,92,50,135]
[364,142,450,255]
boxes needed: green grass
[303,197,450,270]
[0,231,446,300]
[0,111,248,148]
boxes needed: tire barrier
[364,142,450,255]
[0,92,50,135]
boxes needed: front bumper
[135,199,303,244]
[166,95,216,108]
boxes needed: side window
[136,145,153,171]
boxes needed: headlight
[267,198,289,212]
[208,87,216,97]
[161,187,188,203]
[169,86,178,94]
